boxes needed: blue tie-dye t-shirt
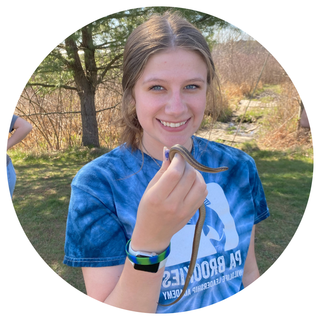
[64,136,269,313]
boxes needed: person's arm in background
[7,117,33,151]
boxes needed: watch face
[134,256,160,273]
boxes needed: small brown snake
[159,144,228,306]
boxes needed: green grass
[10,146,110,294]
[252,84,282,99]
[9,144,313,293]
[242,144,313,274]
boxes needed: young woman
[64,12,269,313]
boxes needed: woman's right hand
[131,147,208,254]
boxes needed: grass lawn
[247,147,313,274]
[10,147,110,294]
[10,144,313,295]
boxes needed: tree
[27,7,233,147]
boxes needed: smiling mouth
[159,120,188,128]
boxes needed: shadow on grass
[12,159,94,294]
[11,147,313,294]
[246,149,313,274]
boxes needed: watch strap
[125,239,171,266]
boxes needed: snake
[159,144,228,307]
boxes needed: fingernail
[163,147,169,161]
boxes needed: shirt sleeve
[9,115,19,133]
[63,183,127,268]
[248,158,270,224]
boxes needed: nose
[165,90,187,116]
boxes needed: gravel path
[195,99,276,144]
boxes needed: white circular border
[1,1,318,319]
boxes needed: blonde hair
[119,11,219,150]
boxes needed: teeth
[160,120,187,128]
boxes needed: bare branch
[94,40,122,50]
[27,83,78,91]
[16,103,120,117]
[15,105,54,149]
[50,49,71,66]
[98,53,123,84]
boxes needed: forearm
[242,225,260,287]
[242,262,260,287]
[85,153,205,312]
[104,259,164,313]
[7,119,32,150]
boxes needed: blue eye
[185,84,199,90]
[150,85,164,91]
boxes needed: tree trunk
[79,89,99,147]
[65,32,100,147]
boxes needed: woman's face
[134,48,208,159]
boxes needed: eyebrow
[142,77,206,85]
[142,78,163,85]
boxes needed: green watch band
[125,239,171,268]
